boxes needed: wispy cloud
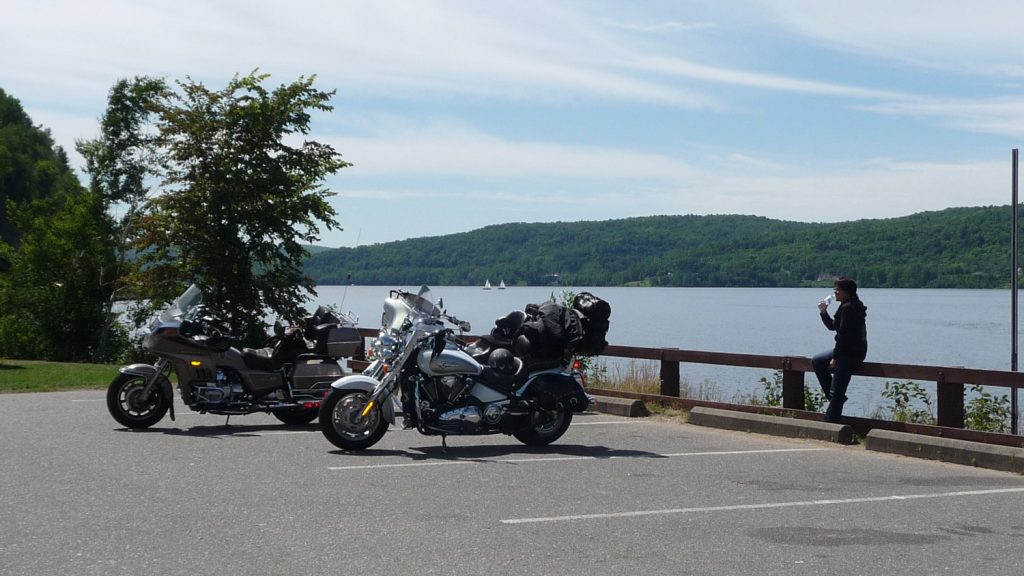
[763,1,1024,76]
[862,97,1024,138]
[4,0,1022,248]
[601,19,715,33]
[323,119,699,180]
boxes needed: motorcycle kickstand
[441,434,448,454]
[223,414,232,427]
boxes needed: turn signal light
[190,360,202,367]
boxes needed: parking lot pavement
[3,390,1024,576]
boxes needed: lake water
[309,285,1021,418]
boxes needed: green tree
[76,76,169,358]
[1,88,121,360]
[0,163,118,361]
[0,88,75,245]
[133,71,350,343]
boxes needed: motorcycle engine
[192,368,246,406]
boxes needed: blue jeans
[811,350,861,423]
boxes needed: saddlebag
[291,360,345,391]
[571,292,610,356]
[528,374,590,413]
[326,326,362,358]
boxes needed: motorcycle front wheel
[319,389,388,451]
[106,372,170,429]
[513,404,572,446]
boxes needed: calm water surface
[310,286,1020,417]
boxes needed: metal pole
[1013,149,1019,434]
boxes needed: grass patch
[644,402,689,424]
[0,359,120,393]
[587,359,724,402]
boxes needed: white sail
[483,279,492,290]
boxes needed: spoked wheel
[319,390,389,451]
[106,372,170,429]
[271,406,319,426]
[513,404,572,446]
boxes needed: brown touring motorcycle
[106,285,361,429]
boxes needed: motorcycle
[106,284,362,429]
[319,286,607,451]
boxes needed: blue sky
[3,1,1024,247]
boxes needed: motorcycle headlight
[368,334,400,362]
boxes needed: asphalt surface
[3,390,1024,576]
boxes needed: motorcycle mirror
[459,320,471,332]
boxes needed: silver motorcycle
[318,286,595,451]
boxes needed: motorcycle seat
[479,357,527,393]
[242,347,276,372]
[492,310,526,336]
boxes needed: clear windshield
[408,285,439,315]
[159,284,203,321]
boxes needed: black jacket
[821,297,868,360]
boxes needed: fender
[329,374,398,424]
[118,363,176,421]
[518,372,592,413]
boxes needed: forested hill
[303,206,1015,288]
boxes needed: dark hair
[834,276,857,296]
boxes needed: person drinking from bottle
[811,276,868,423]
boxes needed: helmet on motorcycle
[489,348,516,373]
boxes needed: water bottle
[818,294,833,308]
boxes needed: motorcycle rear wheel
[319,390,388,451]
[513,404,572,446]
[106,372,170,429]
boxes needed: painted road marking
[328,447,826,471]
[500,487,1024,524]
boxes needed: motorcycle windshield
[408,285,439,316]
[160,284,203,321]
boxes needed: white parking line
[571,420,652,425]
[327,447,826,471]
[500,487,1024,524]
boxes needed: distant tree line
[303,208,1017,289]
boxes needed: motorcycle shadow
[113,422,319,438]
[328,443,666,461]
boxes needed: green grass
[0,359,120,393]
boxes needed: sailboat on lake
[483,279,492,290]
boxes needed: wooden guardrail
[600,344,1024,430]
[349,328,1023,436]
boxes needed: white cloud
[323,120,699,181]
[763,1,1024,76]
[862,97,1024,138]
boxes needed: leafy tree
[132,72,349,344]
[76,76,168,358]
[0,88,119,360]
[0,191,119,361]
[0,88,76,245]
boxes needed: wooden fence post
[936,372,965,428]
[781,357,805,410]
[660,349,680,397]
